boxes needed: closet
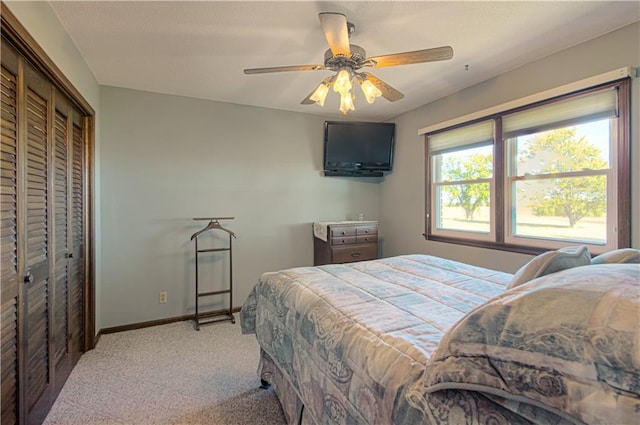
[1,6,94,424]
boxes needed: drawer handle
[350,252,361,258]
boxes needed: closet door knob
[24,271,34,284]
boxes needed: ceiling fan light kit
[333,68,354,114]
[243,12,453,115]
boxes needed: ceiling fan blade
[360,72,404,102]
[300,96,316,105]
[244,64,325,75]
[319,12,351,57]
[367,46,453,68]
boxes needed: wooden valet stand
[190,217,236,330]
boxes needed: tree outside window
[519,126,607,228]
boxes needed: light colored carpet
[43,316,286,424]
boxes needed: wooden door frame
[1,2,96,351]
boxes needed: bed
[240,251,640,425]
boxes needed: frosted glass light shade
[333,69,352,96]
[310,83,329,106]
[360,79,382,104]
[339,92,355,115]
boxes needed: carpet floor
[43,316,287,424]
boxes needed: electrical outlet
[159,291,167,303]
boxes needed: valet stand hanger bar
[190,217,237,330]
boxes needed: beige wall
[3,0,104,332]
[100,87,381,327]
[381,21,640,272]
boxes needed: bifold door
[1,35,88,425]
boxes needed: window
[429,120,495,241]
[425,79,630,255]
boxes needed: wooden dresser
[313,221,378,266]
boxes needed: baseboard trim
[93,330,102,348]
[100,307,242,335]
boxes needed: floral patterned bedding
[240,254,511,423]
[412,263,640,425]
[240,255,640,425]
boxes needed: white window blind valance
[427,120,494,154]
[502,87,618,138]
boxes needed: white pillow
[507,245,591,289]
[591,248,640,264]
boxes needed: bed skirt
[259,348,310,425]
[259,347,581,425]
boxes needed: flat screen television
[323,121,396,177]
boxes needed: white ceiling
[49,1,640,121]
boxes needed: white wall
[4,1,103,332]
[381,22,640,272]
[100,87,381,328]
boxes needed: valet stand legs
[193,231,235,330]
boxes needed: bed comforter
[241,255,640,425]
[240,254,512,424]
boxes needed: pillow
[422,264,640,425]
[591,248,640,264]
[506,245,591,289]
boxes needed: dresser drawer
[356,235,376,243]
[356,225,378,236]
[331,236,357,245]
[332,244,377,263]
[330,226,356,237]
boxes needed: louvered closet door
[0,38,20,425]
[52,90,72,391]
[22,60,52,425]
[68,111,84,361]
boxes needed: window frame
[424,78,631,255]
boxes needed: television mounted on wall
[323,121,396,177]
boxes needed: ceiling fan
[243,12,454,115]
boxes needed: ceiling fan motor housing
[324,44,367,71]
